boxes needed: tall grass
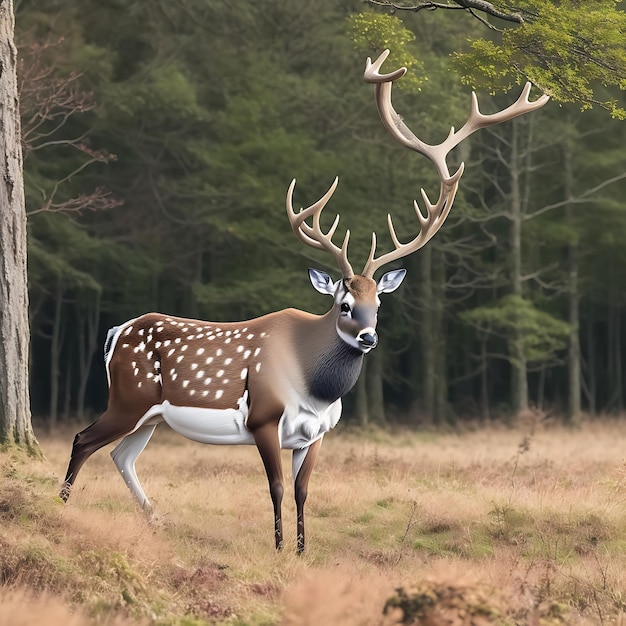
[2,416,626,624]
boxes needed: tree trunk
[419,245,436,423]
[366,346,386,424]
[0,0,38,451]
[563,135,582,426]
[432,247,448,425]
[509,118,528,414]
[48,279,64,430]
[354,358,369,425]
[76,295,101,420]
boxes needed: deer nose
[358,331,378,350]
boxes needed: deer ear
[308,268,337,296]
[377,269,406,294]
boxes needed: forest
[15,0,626,428]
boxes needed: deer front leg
[253,424,285,550]
[293,437,323,554]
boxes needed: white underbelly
[145,392,342,449]
[160,394,254,445]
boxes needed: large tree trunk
[0,0,37,451]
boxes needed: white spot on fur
[224,358,232,365]
[216,349,223,356]
[175,338,181,344]
[254,347,261,357]
[181,345,188,352]
[217,370,224,377]
[196,371,204,379]
[164,340,171,347]
[237,346,244,353]
[154,360,160,369]
[197,348,205,355]
[255,363,261,372]
[247,333,254,340]
[206,357,213,365]
[138,329,144,336]
[155,341,161,349]
[122,343,129,348]
[182,380,189,388]
[168,348,175,357]
[205,377,212,385]
[138,381,142,388]
[177,355,184,363]
[133,368,139,376]
[244,350,251,359]
[240,368,247,380]
[191,363,198,370]
[202,390,209,396]
[215,390,223,400]
[147,351,153,359]
[189,389,195,396]
[124,326,133,335]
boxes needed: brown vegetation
[2,417,626,624]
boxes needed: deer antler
[286,177,354,279]
[361,49,550,279]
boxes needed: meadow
[2,414,626,625]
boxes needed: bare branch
[364,0,525,24]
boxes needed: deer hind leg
[293,437,323,554]
[60,410,135,502]
[110,424,158,516]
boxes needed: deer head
[287,49,549,354]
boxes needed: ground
[2,413,626,625]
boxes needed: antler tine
[361,49,549,278]
[286,177,354,279]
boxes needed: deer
[59,50,549,552]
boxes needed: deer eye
[340,302,351,315]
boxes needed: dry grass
[3,416,626,624]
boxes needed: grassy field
[2,414,626,625]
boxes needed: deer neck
[295,308,364,404]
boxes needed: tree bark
[0,0,38,451]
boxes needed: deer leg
[293,437,323,554]
[253,425,285,550]
[60,411,134,502]
[110,424,158,515]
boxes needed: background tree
[0,0,37,450]
[8,0,626,429]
